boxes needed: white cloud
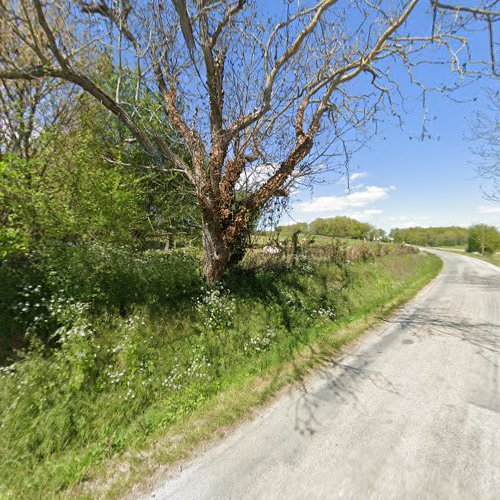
[347,209,384,222]
[350,172,367,181]
[237,163,276,192]
[344,183,365,193]
[362,209,383,215]
[477,205,500,214]
[295,185,394,214]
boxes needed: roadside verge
[78,251,442,499]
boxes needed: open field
[432,246,466,252]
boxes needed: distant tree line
[278,220,500,256]
[389,226,469,247]
[389,225,500,255]
[278,216,385,241]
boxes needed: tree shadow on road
[290,344,402,436]
[289,303,500,436]
[385,308,500,354]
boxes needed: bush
[244,238,417,271]
[35,243,203,310]
[0,244,203,362]
[467,224,500,255]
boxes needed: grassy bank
[0,247,441,499]
[432,247,500,267]
[475,253,500,267]
[461,252,500,267]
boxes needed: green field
[432,245,466,252]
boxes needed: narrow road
[148,250,500,500]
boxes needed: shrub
[0,244,203,362]
[35,243,203,310]
[467,224,500,255]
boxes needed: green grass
[464,252,500,267]
[432,246,500,267]
[0,250,442,499]
[432,245,465,252]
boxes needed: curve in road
[146,250,500,500]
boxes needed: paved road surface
[147,250,500,500]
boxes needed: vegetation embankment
[428,224,500,267]
[434,246,500,268]
[466,252,500,267]
[0,82,442,499]
[0,239,441,499]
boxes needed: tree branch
[434,1,500,17]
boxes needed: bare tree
[0,79,46,160]
[0,0,497,282]
[468,88,500,201]
[0,17,82,160]
[0,78,79,161]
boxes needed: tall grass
[0,242,441,498]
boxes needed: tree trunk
[202,222,231,284]
[201,215,250,284]
[164,233,174,251]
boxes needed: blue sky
[270,2,500,231]
[283,88,500,231]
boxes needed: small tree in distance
[467,224,500,255]
[469,88,500,202]
[390,226,469,247]
[309,216,373,240]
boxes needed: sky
[282,90,500,231]
[271,2,500,232]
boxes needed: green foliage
[0,95,200,262]
[38,244,202,309]
[467,224,500,255]
[0,250,440,498]
[0,156,32,258]
[309,216,373,240]
[0,245,202,339]
[0,244,202,364]
[277,222,308,236]
[1,115,150,258]
[367,228,386,241]
[389,226,468,247]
